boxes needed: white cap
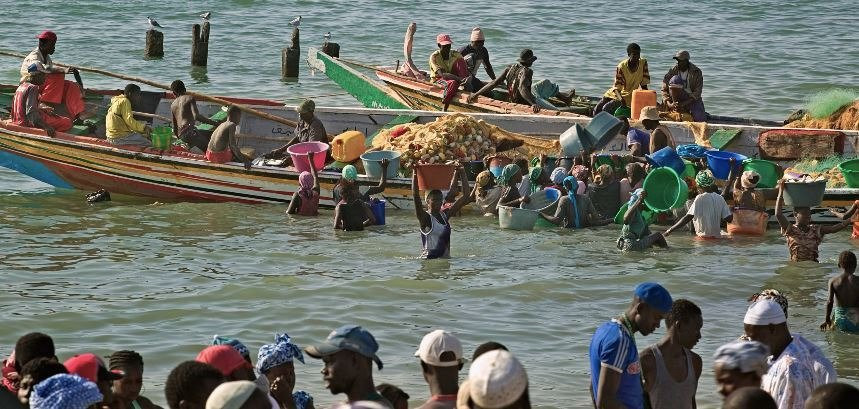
[414,330,464,367]
[743,299,787,325]
[467,349,528,409]
[205,381,257,409]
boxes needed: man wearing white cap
[743,299,837,409]
[459,27,496,93]
[205,380,270,409]
[456,349,529,409]
[414,330,465,409]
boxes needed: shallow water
[2,1,859,408]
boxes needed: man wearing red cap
[196,346,256,383]
[20,31,86,122]
[428,34,467,111]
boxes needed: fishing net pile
[785,89,859,131]
[783,155,846,188]
[372,114,558,168]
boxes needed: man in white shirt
[20,31,85,122]
[665,170,732,238]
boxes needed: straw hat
[640,106,660,121]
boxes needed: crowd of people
[4,279,859,409]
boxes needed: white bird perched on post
[323,32,331,41]
[147,16,163,29]
[289,16,301,27]
[200,12,211,21]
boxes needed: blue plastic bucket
[360,150,400,179]
[370,199,386,225]
[645,147,686,176]
[705,150,747,180]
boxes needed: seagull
[323,32,331,41]
[289,16,301,28]
[200,12,211,21]
[147,16,163,29]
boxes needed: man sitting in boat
[265,99,328,160]
[207,106,253,168]
[170,80,222,152]
[20,31,85,123]
[459,27,496,93]
[661,50,707,122]
[106,84,152,146]
[430,34,468,110]
[593,43,650,116]
[9,63,73,137]
[467,49,572,113]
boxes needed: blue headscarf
[30,374,103,409]
[628,187,645,206]
[257,333,305,374]
[213,335,251,361]
[562,176,580,228]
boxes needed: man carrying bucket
[20,31,86,123]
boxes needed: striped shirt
[589,319,643,409]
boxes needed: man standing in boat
[661,50,707,122]
[170,80,222,152]
[10,63,73,136]
[20,31,86,123]
[459,27,496,93]
[593,43,650,116]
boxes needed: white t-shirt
[687,192,731,238]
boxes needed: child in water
[822,250,859,333]
[775,180,849,262]
[412,165,470,259]
[442,166,471,217]
[333,160,390,203]
[286,152,320,216]
[333,179,376,231]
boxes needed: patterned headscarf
[562,176,580,228]
[341,165,358,181]
[212,335,251,361]
[257,333,305,374]
[30,374,103,409]
[695,170,715,188]
[475,170,494,188]
[550,167,567,185]
[496,164,521,186]
[749,289,789,317]
[528,167,543,193]
[298,171,314,199]
[713,341,770,376]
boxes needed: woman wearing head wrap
[496,164,530,210]
[287,152,321,216]
[540,175,610,228]
[473,170,503,216]
[587,164,622,220]
[712,341,770,398]
[257,333,313,409]
[333,160,391,208]
[665,170,732,239]
[549,167,568,194]
[29,373,103,409]
[723,159,768,235]
[570,165,589,195]
[617,188,668,251]
[620,162,646,203]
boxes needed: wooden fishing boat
[1,84,858,221]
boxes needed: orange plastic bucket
[415,164,456,190]
[631,89,657,120]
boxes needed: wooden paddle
[0,50,298,129]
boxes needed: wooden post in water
[191,22,210,66]
[281,28,300,78]
[144,29,164,58]
[321,41,340,58]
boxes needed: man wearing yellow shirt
[106,84,151,146]
[429,34,468,111]
[594,43,650,116]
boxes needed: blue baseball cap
[304,325,383,369]
[634,282,673,313]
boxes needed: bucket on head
[586,112,624,150]
[370,199,386,225]
[643,167,688,212]
[705,150,747,180]
[559,124,596,157]
[287,142,329,173]
[683,159,696,179]
[742,159,781,188]
[462,160,485,182]
[415,163,457,190]
[838,159,859,188]
[150,126,173,150]
[646,146,686,176]
[783,179,826,207]
[614,201,656,225]
[360,150,401,179]
[498,205,539,230]
[487,155,513,178]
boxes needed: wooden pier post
[321,41,340,58]
[281,28,300,78]
[144,29,164,58]
[191,22,210,67]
